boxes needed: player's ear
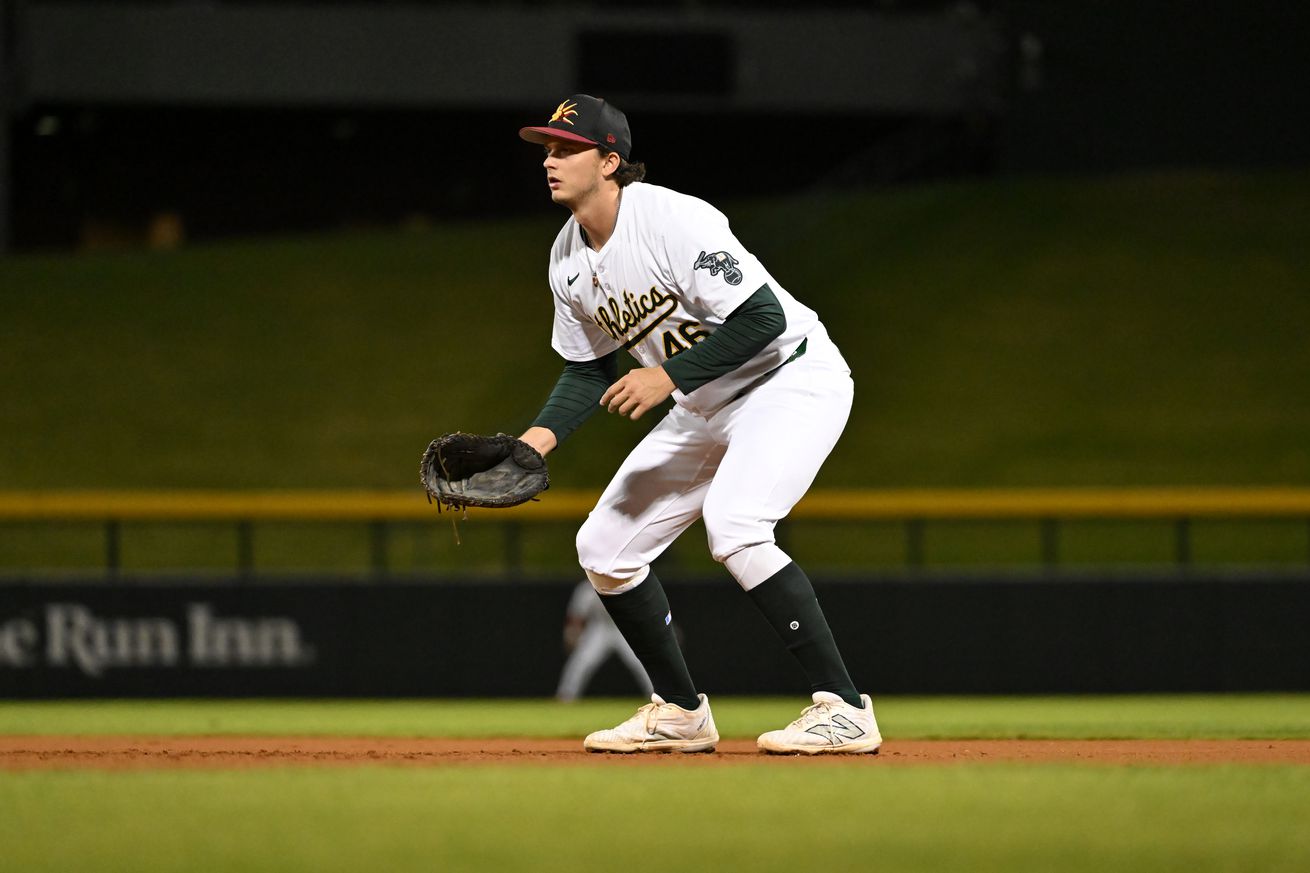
[600,149,621,178]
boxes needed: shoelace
[790,700,836,730]
[640,701,698,738]
[640,702,663,736]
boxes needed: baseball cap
[519,94,632,161]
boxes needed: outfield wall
[2,575,1307,698]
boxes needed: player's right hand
[600,366,675,420]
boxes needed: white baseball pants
[577,324,853,591]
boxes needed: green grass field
[5,169,1310,573]
[4,169,1309,491]
[3,697,1309,872]
[6,766,1307,873]
[3,695,1310,739]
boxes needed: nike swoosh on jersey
[567,273,581,286]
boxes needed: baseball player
[516,95,881,754]
[556,579,654,702]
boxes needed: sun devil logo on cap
[550,100,579,125]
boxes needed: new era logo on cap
[519,94,632,161]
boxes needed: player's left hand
[601,366,675,420]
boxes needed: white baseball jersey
[546,182,818,417]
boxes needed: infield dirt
[3,737,1309,770]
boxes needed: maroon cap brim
[518,126,599,148]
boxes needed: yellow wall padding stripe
[1,488,1309,522]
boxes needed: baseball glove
[420,432,549,512]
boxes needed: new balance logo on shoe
[758,693,882,755]
[804,713,866,741]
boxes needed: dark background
[3,0,1307,250]
[4,574,1308,697]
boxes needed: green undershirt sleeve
[662,284,787,394]
[529,351,618,445]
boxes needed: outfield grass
[6,169,1310,573]
[4,169,1309,491]
[2,695,1308,739]
[5,766,1309,873]
[2,697,1309,873]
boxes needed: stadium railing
[2,488,1310,578]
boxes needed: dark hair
[601,149,647,187]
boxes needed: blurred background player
[556,579,654,702]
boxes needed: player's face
[542,139,605,207]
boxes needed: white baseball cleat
[757,692,883,755]
[583,693,719,753]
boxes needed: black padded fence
[2,573,1308,698]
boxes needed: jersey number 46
[663,322,709,359]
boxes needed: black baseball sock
[746,561,862,708]
[596,569,700,711]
